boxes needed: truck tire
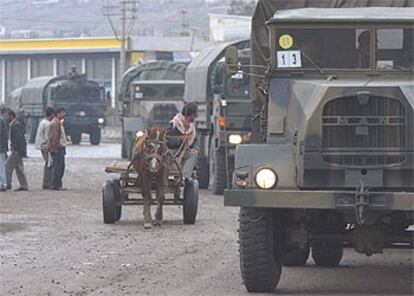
[196,156,209,189]
[90,128,101,145]
[239,208,282,292]
[26,117,38,144]
[183,179,199,224]
[102,180,117,224]
[121,138,127,159]
[283,245,310,266]
[311,241,343,267]
[71,132,82,145]
[210,145,227,195]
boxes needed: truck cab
[119,61,187,159]
[225,6,414,292]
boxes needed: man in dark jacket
[0,108,9,191]
[166,103,198,180]
[4,109,28,191]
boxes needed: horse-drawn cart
[102,160,199,225]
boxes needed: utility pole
[102,0,138,107]
[120,0,127,82]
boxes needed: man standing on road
[48,108,67,191]
[0,108,9,191]
[35,107,54,190]
[4,109,28,191]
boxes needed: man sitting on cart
[166,103,198,180]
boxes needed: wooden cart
[102,160,199,224]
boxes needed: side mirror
[225,46,239,75]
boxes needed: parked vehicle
[119,61,187,159]
[184,40,251,192]
[224,0,414,292]
[14,68,106,145]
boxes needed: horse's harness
[127,130,189,182]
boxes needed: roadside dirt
[1,147,413,296]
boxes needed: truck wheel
[183,179,199,224]
[102,180,119,224]
[71,132,82,145]
[283,245,310,266]
[121,138,127,159]
[210,145,227,195]
[311,241,343,267]
[90,128,101,145]
[26,117,38,144]
[196,156,209,189]
[239,208,282,292]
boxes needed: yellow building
[0,36,206,107]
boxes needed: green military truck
[119,61,187,159]
[16,70,107,145]
[224,0,414,292]
[184,40,251,193]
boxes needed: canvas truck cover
[184,39,249,104]
[19,76,67,116]
[119,61,187,102]
[250,0,414,114]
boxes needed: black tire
[71,131,82,145]
[183,179,199,224]
[102,180,118,224]
[196,156,209,189]
[239,208,283,292]
[283,245,310,266]
[113,180,122,222]
[311,240,343,267]
[121,138,127,159]
[26,117,38,144]
[90,128,101,145]
[210,144,227,195]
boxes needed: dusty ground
[0,143,413,296]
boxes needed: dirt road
[1,144,413,296]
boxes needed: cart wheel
[103,180,119,224]
[113,180,122,222]
[183,179,199,224]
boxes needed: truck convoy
[184,40,251,193]
[119,61,187,159]
[224,0,414,292]
[14,68,107,145]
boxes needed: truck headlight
[98,118,104,124]
[255,168,277,189]
[135,130,144,138]
[228,134,242,145]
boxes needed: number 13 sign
[277,50,302,68]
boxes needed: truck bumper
[224,189,414,211]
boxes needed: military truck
[184,40,251,193]
[224,0,414,292]
[16,69,107,145]
[119,61,187,159]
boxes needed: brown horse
[129,127,170,228]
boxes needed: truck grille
[322,95,406,166]
[147,104,178,128]
[322,96,406,149]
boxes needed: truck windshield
[274,27,413,71]
[227,71,250,98]
[376,28,413,71]
[133,84,183,101]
